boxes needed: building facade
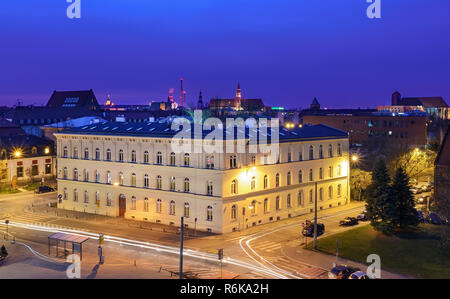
[55,122,350,234]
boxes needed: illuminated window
[170,177,176,191]
[131,196,137,210]
[251,176,256,191]
[170,200,176,215]
[156,176,162,189]
[207,206,213,221]
[231,179,238,194]
[156,199,162,213]
[184,202,190,217]
[144,174,149,188]
[184,178,190,192]
[143,151,149,164]
[231,205,237,220]
[144,198,149,212]
[131,150,136,163]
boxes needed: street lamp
[14,150,22,158]
[351,155,359,162]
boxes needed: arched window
[63,146,68,158]
[231,205,237,220]
[156,152,162,165]
[118,149,124,162]
[63,167,68,179]
[329,166,333,178]
[287,172,291,186]
[207,181,213,195]
[309,189,313,203]
[73,147,78,159]
[144,174,149,188]
[264,198,269,213]
[84,169,89,181]
[206,155,214,169]
[156,199,162,213]
[229,155,237,169]
[263,175,268,189]
[276,196,281,210]
[143,151,149,164]
[328,144,333,157]
[131,173,136,187]
[95,148,100,160]
[144,198,149,212]
[31,147,37,155]
[184,153,190,166]
[84,190,89,203]
[298,170,303,183]
[106,193,112,206]
[131,196,137,210]
[231,179,238,194]
[170,177,176,191]
[299,151,303,161]
[251,200,257,215]
[119,172,124,185]
[95,191,100,206]
[309,169,313,181]
[73,168,79,181]
[207,206,213,221]
[95,170,100,183]
[275,173,280,187]
[63,188,68,200]
[337,165,342,177]
[328,186,333,199]
[184,202,190,217]
[337,144,342,156]
[319,168,323,180]
[170,200,176,215]
[170,152,176,165]
[106,171,111,184]
[298,190,304,206]
[319,145,323,159]
[106,149,111,161]
[251,176,256,191]
[131,150,137,163]
[337,184,342,197]
[184,178,190,192]
[309,146,314,160]
[319,188,323,201]
[287,194,291,208]
[73,189,78,202]
[156,176,162,189]
[84,148,89,160]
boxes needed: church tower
[235,82,242,110]
[197,90,204,109]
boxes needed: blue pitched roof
[56,121,348,142]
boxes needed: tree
[390,167,419,230]
[388,148,436,184]
[350,168,372,201]
[366,157,395,234]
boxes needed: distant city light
[271,107,285,111]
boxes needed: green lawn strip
[309,225,450,279]
[0,188,21,195]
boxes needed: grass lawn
[310,224,450,279]
[0,188,20,195]
[23,182,40,191]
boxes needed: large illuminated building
[56,121,350,234]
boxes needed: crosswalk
[250,240,282,253]
[266,256,328,279]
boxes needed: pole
[179,216,184,279]
[336,238,339,261]
[313,182,318,250]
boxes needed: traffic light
[99,234,104,246]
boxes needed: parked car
[329,265,360,279]
[427,213,446,225]
[349,271,370,279]
[35,186,55,194]
[339,217,359,226]
[302,223,325,237]
[357,214,368,221]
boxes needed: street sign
[5,220,9,225]
[58,194,62,199]
[218,248,223,260]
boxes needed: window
[251,155,256,166]
[231,205,237,220]
[131,196,137,210]
[63,167,68,179]
[251,200,257,215]
[264,198,269,213]
[299,151,303,161]
[184,153,190,166]
[263,175,268,189]
[206,155,214,169]
[95,191,100,206]
[119,172,124,185]
[84,169,89,181]
[275,173,280,187]
[143,151,149,164]
[156,199,162,213]
[207,181,213,196]
[169,176,176,191]
[207,206,213,221]
[328,186,333,199]
[229,155,237,169]
[287,194,291,208]
[337,184,342,197]
[337,144,342,156]
[45,164,52,174]
[287,152,292,162]
[309,146,314,160]
[170,201,176,215]
[319,188,323,201]
[107,171,111,184]
[184,203,190,217]
[73,147,78,159]
[328,166,333,178]
[84,190,89,203]
[31,165,38,176]
[107,193,112,206]
[309,169,313,181]
[156,176,162,189]
[184,178,190,192]
[106,149,111,161]
[131,150,136,163]
[74,189,78,202]
[144,174,149,188]
[276,196,281,210]
[63,147,68,158]
[298,170,303,183]
[131,173,136,187]
[73,168,79,181]
[95,148,100,160]
[31,147,37,155]
[319,168,323,180]
[144,198,149,212]
[170,152,176,165]
[319,145,323,159]
[287,172,292,186]
[119,150,124,162]
[156,152,162,165]
[298,190,303,206]
[63,188,68,201]
[337,165,342,177]
[328,144,333,157]
[309,189,313,203]
[251,176,256,191]
[231,179,238,194]
[84,148,89,160]
[95,170,100,183]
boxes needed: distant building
[0,118,26,137]
[40,116,107,142]
[302,98,427,148]
[434,125,450,218]
[46,89,100,110]
[391,91,448,120]
[209,83,265,115]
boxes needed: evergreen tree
[391,166,419,230]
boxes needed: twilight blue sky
[0,0,449,109]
